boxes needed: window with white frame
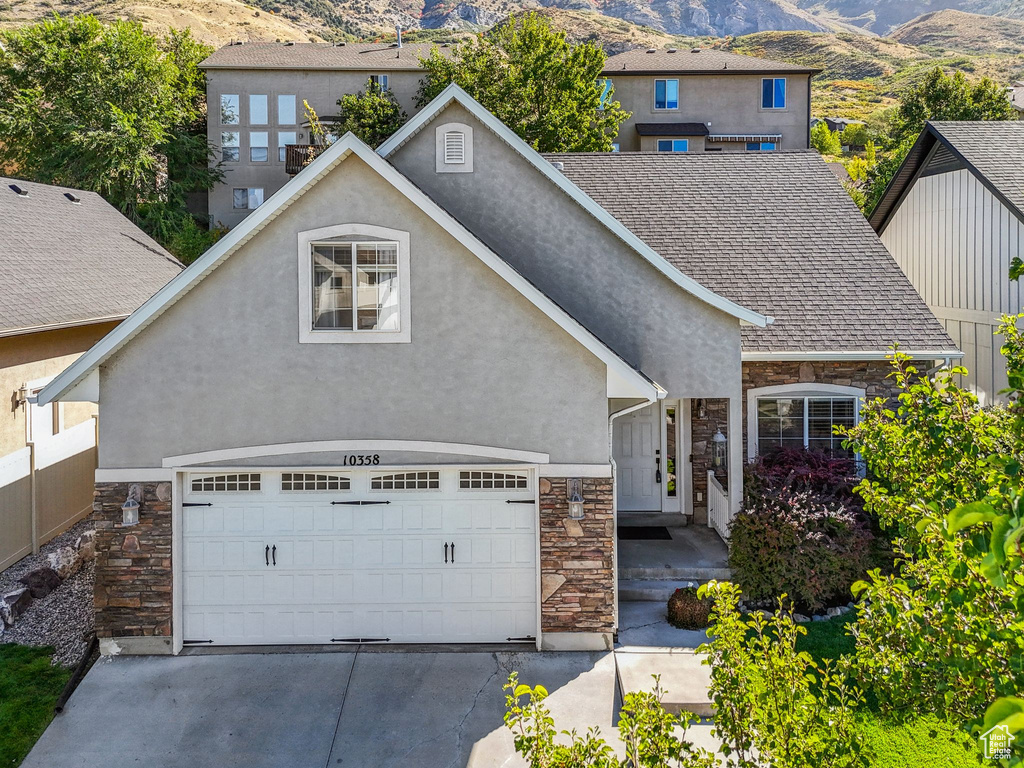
[249,132,269,162]
[458,471,529,490]
[221,94,240,125]
[278,131,297,161]
[369,74,389,91]
[25,378,62,444]
[191,473,261,492]
[761,78,786,109]
[278,94,296,125]
[249,94,268,124]
[221,131,240,162]
[311,241,399,331]
[657,139,688,152]
[371,471,439,490]
[748,384,863,460]
[654,79,679,110]
[233,187,264,209]
[281,473,350,491]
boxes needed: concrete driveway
[23,649,619,768]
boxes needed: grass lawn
[797,615,985,767]
[0,644,71,767]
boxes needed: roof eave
[0,314,130,339]
[742,349,964,361]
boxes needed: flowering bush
[730,451,876,613]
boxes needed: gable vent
[444,130,466,164]
[9,183,28,197]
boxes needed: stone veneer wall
[538,477,614,635]
[689,398,729,526]
[94,482,172,638]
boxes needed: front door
[614,405,661,511]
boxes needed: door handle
[451,542,455,563]
[265,545,269,566]
[272,545,276,566]
[444,542,448,564]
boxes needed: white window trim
[296,223,411,344]
[435,122,473,173]
[746,382,864,462]
[24,374,62,444]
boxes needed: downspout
[608,398,659,640]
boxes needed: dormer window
[435,123,473,173]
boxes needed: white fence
[707,470,730,541]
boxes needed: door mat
[617,526,672,541]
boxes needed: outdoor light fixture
[121,498,140,526]
[712,429,728,470]
[696,398,707,420]
[567,478,585,520]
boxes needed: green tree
[416,12,629,152]
[0,15,221,260]
[811,121,842,156]
[332,80,408,147]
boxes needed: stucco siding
[609,74,811,153]
[389,102,743,400]
[881,168,1024,403]
[98,153,612,468]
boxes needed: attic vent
[444,130,465,164]
[691,48,701,53]
[551,161,564,171]
[8,184,28,197]
[667,48,677,53]
[646,48,656,53]
[335,41,346,46]
[284,41,295,45]
[63,192,81,204]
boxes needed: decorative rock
[1,588,33,626]
[538,478,552,495]
[541,574,566,602]
[46,545,83,580]
[76,530,96,561]
[798,361,815,383]
[122,534,141,553]
[826,606,844,618]
[19,567,62,599]
[793,613,810,623]
[155,482,172,502]
[812,614,827,621]
[562,519,584,537]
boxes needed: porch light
[121,498,140,526]
[712,429,728,470]
[567,478,585,520]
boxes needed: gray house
[40,88,956,655]
[871,121,1024,404]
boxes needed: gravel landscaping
[0,518,96,667]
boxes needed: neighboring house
[1009,81,1024,118]
[870,121,1024,404]
[812,117,864,134]
[201,42,815,228]
[0,178,182,570]
[38,87,955,655]
[602,49,817,153]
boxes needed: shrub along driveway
[20,649,621,768]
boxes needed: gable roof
[37,134,662,407]
[0,177,183,338]
[870,121,1024,235]
[378,84,771,328]
[199,41,439,71]
[602,48,819,76]
[546,151,959,359]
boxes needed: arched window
[746,383,865,461]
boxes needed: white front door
[181,468,537,645]
[614,405,661,511]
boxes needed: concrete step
[619,513,690,528]
[619,579,703,602]
[619,566,732,582]
[615,648,713,717]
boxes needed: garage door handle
[183,502,213,507]
[450,542,455,563]
[331,500,391,505]
[265,545,270,566]
[444,542,448,563]
[272,545,276,565]
[506,500,534,504]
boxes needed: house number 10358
[342,454,380,466]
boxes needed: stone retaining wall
[93,482,172,638]
[538,477,614,636]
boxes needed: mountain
[793,0,1024,35]
[889,8,1024,53]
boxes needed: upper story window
[746,141,777,151]
[221,94,239,125]
[233,187,263,209]
[278,131,297,162]
[297,225,411,344]
[369,74,389,91]
[249,132,268,162]
[761,78,786,109]
[249,94,268,124]
[599,78,613,108]
[657,139,688,152]
[747,383,864,462]
[654,79,679,110]
[435,123,473,173]
[221,132,240,162]
[278,95,296,125]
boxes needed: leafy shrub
[731,450,876,613]
[666,586,712,629]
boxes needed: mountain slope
[890,8,1024,53]
[794,0,1024,34]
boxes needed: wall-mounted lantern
[122,498,140,526]
[712,429,728,470]
[696,398,707,420]
[567,478,585,520]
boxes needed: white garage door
[181,467,537,645]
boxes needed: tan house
[39,88,955,656]
[199,42,816,229]
[0,178,182,570]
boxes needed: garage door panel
[183,468,537,645]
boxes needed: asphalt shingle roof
[602,48,818,75]
[0,178,183,336]
[200,41,439,70]
[635,122,709,136]
[929,121,1024,220]
[543,151,956,354]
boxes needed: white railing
[707,470,730,541]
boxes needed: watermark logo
[980,724,1016,761]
